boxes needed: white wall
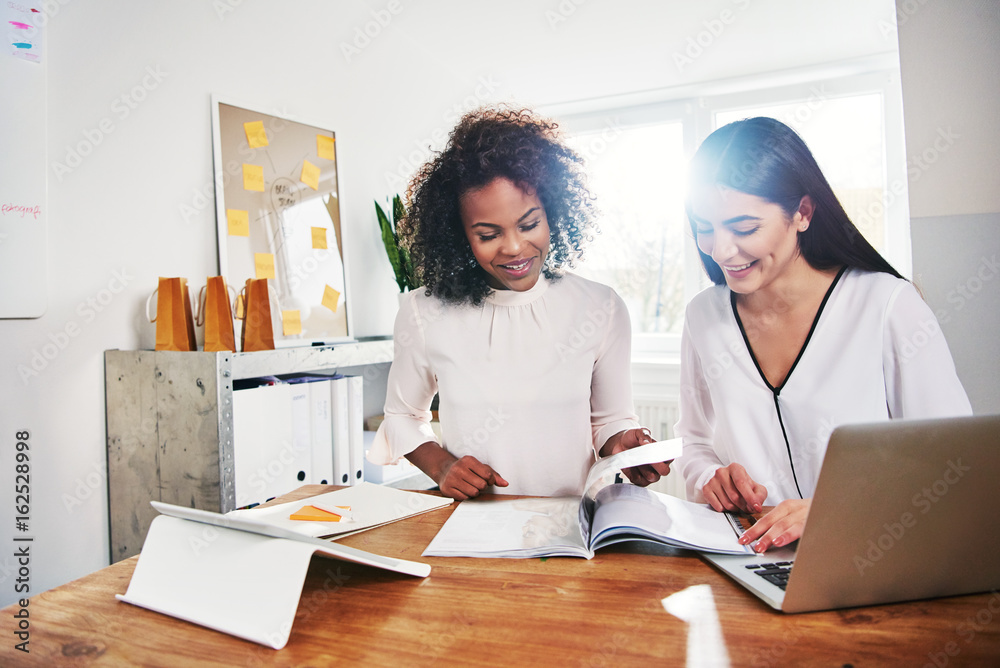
[0,0,899,604]
[898,0,1000,414]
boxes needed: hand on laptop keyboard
[737,498,811,553]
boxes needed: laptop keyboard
[746,561,794,590]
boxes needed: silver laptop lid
[782,414,1000,613]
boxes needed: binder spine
[346,375,365,485]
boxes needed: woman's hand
[405,442,508,500]
[437,455,509,501]
[702,463,768,514]
[601,427,670,486]
[738,499,811,553]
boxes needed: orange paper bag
[240,278,275,352]
[150,277,197,351]
[198,276,237,353]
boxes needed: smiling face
[459,177,551,291]
[689,185,813,296]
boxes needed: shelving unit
[104,339,411,562]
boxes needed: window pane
[714,94,886,252]
[566,122,687,334]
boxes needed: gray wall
[898,0,1000,413]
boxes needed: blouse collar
[486,274,550,307]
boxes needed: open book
[422,439,754,559]
[117,500,433,649]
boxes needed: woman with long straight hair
[675,117,971,552]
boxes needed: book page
[422,497,589,558]
[589,484,751,555]
[583,438,683,502]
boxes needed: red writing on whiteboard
[1,204,41,219]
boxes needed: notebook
[701,414,1000,613]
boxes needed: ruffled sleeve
[590,287,642,450]
[367,292,440,464]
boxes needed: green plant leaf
[392,194,406,228]
[375,199,405,292]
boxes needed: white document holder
[117,502,430,649]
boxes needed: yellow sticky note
[300,160,320,191]
[226,209,249,237]
[289,505,343,522]
[282,309,302,336]
[322,285,341,313]
[317,135,336,160]
[244,121,269,148]
[243,163,265,192]
[311,226,328,250]
[255,253,275,280]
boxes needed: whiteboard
[0,3,46,318]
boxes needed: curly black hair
[402,106,598,305]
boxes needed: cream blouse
[369,273,640,496]
[675,268,972,505]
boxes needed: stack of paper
[227,481,453,539]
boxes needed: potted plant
[375,195,418,293]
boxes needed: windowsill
[631,353,681,367]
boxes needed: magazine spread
[422,439,753,559]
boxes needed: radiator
[634,397,687,499]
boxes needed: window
[565,120,688,336]
[552,67,909,355]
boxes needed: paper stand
[117,513,428,649]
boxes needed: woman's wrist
[599,428,632,458]
[405,441,455,485]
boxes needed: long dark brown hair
[687,117,902,285]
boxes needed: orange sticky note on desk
[255,253,275,280]
[317,135,336,160]
[243,163,265,192]
[289,505,351,522]
[282,309,302,336]
[311,226,328,250]
[227,209,249,237]
[244,120,269,148]
[300,160,320,191]
[322,285,341,312]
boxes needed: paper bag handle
[195,282,238,327]
[236,281,282,320]
[146,289,158,323]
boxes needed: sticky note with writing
[300,160,320,191]
[282,310,302,336]
[254,253,275,280]
[322,285,341,312]
[317,135,336,160]
[227,209,249,236]
[244,120,269,148]
[311,226,328,250]
[243,164,265,192]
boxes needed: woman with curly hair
[368,106,671,500]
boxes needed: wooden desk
[4,485,999,667]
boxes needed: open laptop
[701,414,1000,613]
